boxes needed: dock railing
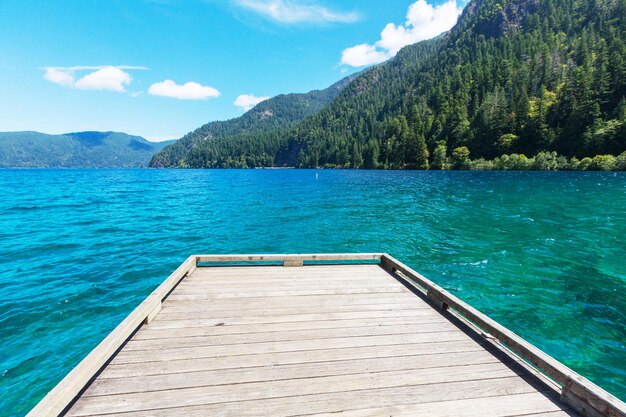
[27,253,625,417]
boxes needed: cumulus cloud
[234,0,358,24]
[42,65,146,92]
[148,80,221,100]
[74,67,132,92]
[43,68,75,87]
[341,0,462,67]
[340,44,390,68]
[234,94,270,111]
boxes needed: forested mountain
[149,75,358,168]
[286,0,626,169]
[152,0,626,170]
[0,131,173,168]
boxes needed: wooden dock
[28,254,626,417]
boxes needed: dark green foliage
[461,150,626,170]
[286,0,626,168]
[0,131,173,168]
[431,141,448,169]
[451,146,472,169]
[153,0,626,169]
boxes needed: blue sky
[0,0,464,141]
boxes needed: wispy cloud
[234,94,270,111]
[341,0,462,67]
[148,79,221,100]
[43,66,147,92]
[234,0,359,24]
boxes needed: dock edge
[26,253,626,417]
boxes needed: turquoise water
[0,169,624,415]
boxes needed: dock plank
[84,354,508,397]
[112,332,475,364]
[149,308,440,327]
[67,371,534,416]
[100,341,487,379]
[67,376,546,416]
[133,317,455,340]
[124,323,461,351]
[160,295,425,312]
[73,391,568,417]
[299,392,572,417]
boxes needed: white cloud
[148,80,221,100]
[234,0,358,24]
[43,68,75,87]
[234,94,270,111]
[341,44,390,68]
[74,67,132,92]
[42,65,146,92]
[340,0,462,67]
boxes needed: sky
[0,0,465,141]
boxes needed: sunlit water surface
[0,169,624,415]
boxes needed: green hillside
[156,0,626,170]
[286,0,626,169]
[149,74,358,168]
[0,131,173,168]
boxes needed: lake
[0,169,624,415]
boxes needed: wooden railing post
[427,290,449,311]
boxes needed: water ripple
[0,169,624,415]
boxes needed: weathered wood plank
[100,340,486,379]
[111,332,475,364]
[148,308,440,329]
[176,280,401,290]
[195,253,383,264]
[175,273,402,284]
[155,302,429,319]
[160,294,423,311]
[154,307,436,324]
[166,287,410,300]
[298,392,572,417]
[76,389,564,417]
[180,265,388,285]
[184,273,388,285]
[66,372,533,416]
[85,354,507,397]
[124,324,460,351]
[68,370,535,416]
[182,270,394,283]
[190,263,385,272]
[134,317,456,340]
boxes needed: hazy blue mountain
[0,131,174,168]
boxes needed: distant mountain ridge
[0,131,173,168]
[149,73,360,168]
